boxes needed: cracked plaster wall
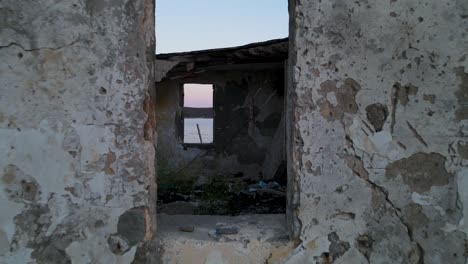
[0,0,156,263]
[1,0,467,263]
[286,0,468,263]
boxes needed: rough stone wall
[156,69,284,180]
[286,0,468,263]
[0,1,156,263]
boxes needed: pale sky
[156,0,288,53]
[158,1,288,107]
[184,84,213,108]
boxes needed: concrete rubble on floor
[158,214,295,264]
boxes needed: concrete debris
[158,176,286,215]
[215,227,239,235]
[178,226,195,233]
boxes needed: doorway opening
[155,39,288,217]
[154,0,290,246]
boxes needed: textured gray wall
[2,0,467,263]
[286,0,468,263]
[0,0,156,263]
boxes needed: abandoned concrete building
[1,0,467,263]
[155,39,288,216]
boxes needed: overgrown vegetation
[193,178,244,215]
[158,168,194,194]
[157,167,286,215]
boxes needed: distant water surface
[184,118,213,143]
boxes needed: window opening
[183,84,214,144]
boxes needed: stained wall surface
[1,0,467,263]
[0,1,156,263]
[286,0,468,263]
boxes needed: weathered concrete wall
[2,0,467,263]
[156,69,284,181]
[286,0,468,263]
[0,1,156,263]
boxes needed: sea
[184,118,213,143]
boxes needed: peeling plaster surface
[286,0,468,263]
[2,0,468,263]
[0,0,156,263]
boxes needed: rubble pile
[158,173,286,215]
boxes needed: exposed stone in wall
[317,78,361,121]
[287,0,468,263]
[2,165,40,203]
[385,152,451,194]
[454,67,468,121]
[365,103,388,132]
[0,0,156,263]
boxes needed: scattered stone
[215,227,238,235]
[158,201,196,215]
[256,189,286,197]
[158,177,287,215]
[178,226,195,232]
[208,231,220,241]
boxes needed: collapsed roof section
[155,38,289,81]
